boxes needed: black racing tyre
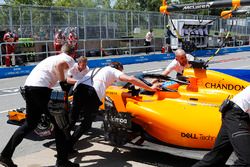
[34,114,55,138]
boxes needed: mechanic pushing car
[0,44,79,167]
[66,56,89,95]
[69,61,160,150]
[192,85,250,167]
[152,48,194,83]
[66,56,89,85]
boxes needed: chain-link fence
[0,4,250,67]
[0,4,249,40]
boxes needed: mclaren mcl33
[101,60,249,150]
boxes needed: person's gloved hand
[59,80,72,92]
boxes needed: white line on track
[0,87,19,91]
[143,68,163,73]
[0,109,14,114]
[233,65,250,69]
[0,93,20,97]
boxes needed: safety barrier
[212,69,250,82]
[0,37,163,66]
[1,45,250,79]
[0,40,52,66]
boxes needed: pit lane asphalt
[0,52,250,167]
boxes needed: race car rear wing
[160,0,250,15]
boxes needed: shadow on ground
[43,128,198,167]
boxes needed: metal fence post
[9,7,13,32]
[105,12,108,39]
[19,6,23,38]
[84,40,86,57]
[30,7,33,38]
[126,11,128,37]
[0,43,2,66]
[113,12,116,38]
[100,39,103,57]
[129,38,131,56]
[99,12,102,39]
[153,39,155,54]
[46,41,49,58]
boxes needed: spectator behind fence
[67,28,78,59]
[144,28,154,54]
[54,29,66,55]
[3,28,16,67]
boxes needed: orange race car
[101,60,249,150]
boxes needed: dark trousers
[70,84,102,144]
[192,103,250,167]
[1,86,69,163]
[144,41,151,54]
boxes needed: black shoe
[55,160,79,167]
[0,155,17,167]
[68,149,78,155]
[53,149,78,158]
[68,149,79,159]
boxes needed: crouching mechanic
[0,44,79,167]
[67,56,89,85]
[69,62,160,147]
[192,85,250,167]
[66,56,89,95]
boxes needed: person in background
[3,28,15,67]
[54,29,65,55]
[69,62,160,149]
[165,25,176,53]
[192,85,250,167]
[67,28,78,59]
[198,26,204,45]
[182,24,189,36]
[203,26,208,36]
[144,28,154,54]
[0,44,79,167]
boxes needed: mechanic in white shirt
[67,56,89,84]
[192,85,250,167]
[66,56,89,95]
[0,44,79,167]
[69,62,159,147]
[152,48,194,84]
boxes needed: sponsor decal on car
[181,132,216,141]
[205,83,245,91]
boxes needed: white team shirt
[67,63,89,80]
[25,53,75,88]
[231,85,250,116]
[75,66,123,100]
[165,54,194,74]
[198,28,204,36]
[203,28,208,36]
[183,28,189,36]
[145,32,153,42]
